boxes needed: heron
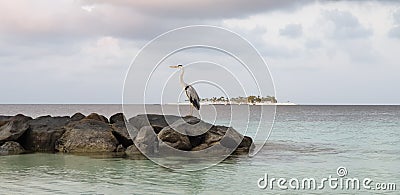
[169,64,200,116]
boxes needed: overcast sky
[1,0,399,104]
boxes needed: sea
[0,105,399,194]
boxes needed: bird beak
[169,65,179,68]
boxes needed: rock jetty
[0,113,253,157]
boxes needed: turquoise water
[0,105,399,194]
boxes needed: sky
[0,0,400,104]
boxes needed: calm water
[0,105,399,194]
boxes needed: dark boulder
[0,115,12,127]
[0,141,25,155]
[71,113,85,121]
[234,135,254,154]
[110,113,125,124]
[127,114,253,155]
[111,121,133,148]
[19,115,70,152]
[84,113,109,123]
[129,114,181,134]
[55,119,118,153]
[0,114,31,144]
[158,126,192,151]
[133,126,158,155]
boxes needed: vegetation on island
[200,95,277,104]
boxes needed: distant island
[198,96,296,105]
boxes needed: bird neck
[179,67,188,88]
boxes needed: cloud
[321,9,373,39]
[388,9,400,39]
[279,23,303,38]
[388,26,400,38]
[82,0,312,19]
[1,0,400,104]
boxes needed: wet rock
[55,119,118,153]
[111,121,133,148]
[158,127,192,151]
[115,144,125,153]
[0,115,12,127]
[128,114,253,155]
[134,126,158,155]
[129,114,181,134]
[19,115,70,152]
[0,141,25,155]
[0,114,31,144]
[125,144,142,156]
[110,113,125,124]
[234,136,254,154]
[71,113,85,121]
[84,113,109,123]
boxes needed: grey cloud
[305,39,322,49]
[82,0,312,19]
[388,26,400,38]
[279,23,303,38]
[322,10,372,39]
[388,9,400,39]
[394,9,400,24]
[0,0,312,44]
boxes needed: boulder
[110,113,125,124]
[71,113,85,121]
[0,115,12,127]
[125,144,142,156]
[55,119,118,153]
[158,126,192,151]
[111,121,133,148]
[234,135,254,154]
[166,116,211,148]
[0,141,25,155]
[129,114,181,134]
[19,115,70,152]
[84,113,109,123]
[128,114,253,155]
[133,126,158,155]
[0,114,31,144]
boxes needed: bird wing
[185,85,200,110]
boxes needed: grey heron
[169,64,200,116]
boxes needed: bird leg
[190,105,193,116]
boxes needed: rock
[84,113,109,123]
[71,113,85,121]
[0,114,31,144]
[115,144,125,153]
[111,121,133,148]
[166,116,211,148]
[220,127,243,148]
[158,126,192,151]
[110,113,125,124]
[0,115,12,127]
[0,113,253,156]
[191,143,209,151]
[19,115,70,152]
[234,136,254,154]
[125,144,142,156]
[134,126,158,155]
[129,114,181,134]
[55,119,118,153]
[202,125,253,154]
[128,114,253,155]
[0,141,25,155]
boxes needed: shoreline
[165,102,297,106]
